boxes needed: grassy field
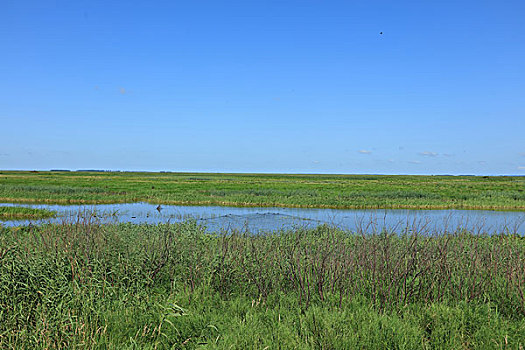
[1,220,524,349]
[0,206,56,220]
[0,171,524,210]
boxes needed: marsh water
[1,202,524,234]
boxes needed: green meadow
[1,221,525,349]
[1,171,524,210]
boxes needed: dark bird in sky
[379,32,383,35]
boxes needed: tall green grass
[1,171,524,210]
[0,206,56,220]
[1,219,524,348]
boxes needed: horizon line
[1,169,524,177]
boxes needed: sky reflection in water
[0,202,523,235]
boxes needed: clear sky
[1,0,524,175]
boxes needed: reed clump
[1,219,524,348]
[0,206,56,220]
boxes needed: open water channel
[1,202,524,234]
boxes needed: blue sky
[1,0,524,174]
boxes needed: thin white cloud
[478,161,487,165]
[418,151,438,157]
[312,160,320,164]
[358,150,372,155]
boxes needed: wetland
[1,171,524,348]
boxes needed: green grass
[0,206,56,220]
[1,220,524,348]
[0,171,524,210]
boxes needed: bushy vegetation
[0,206,56,220]
[1,219,524,348]
[0,171,524,210]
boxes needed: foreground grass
[0,171,524,210]
[0,206,56,220]
[1,220,524,348]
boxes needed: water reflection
[0,202,523,234]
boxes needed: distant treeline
[50,170,174,173]
[50,169,118,172]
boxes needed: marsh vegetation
[0,206,56,220]
[1,172,524,348]
[1,219,524,348]
[1,171,524,210]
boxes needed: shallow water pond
[0,202,523,234]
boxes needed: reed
[0,206,56,220]
[1,171,524,210]
[1,218,524,348]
